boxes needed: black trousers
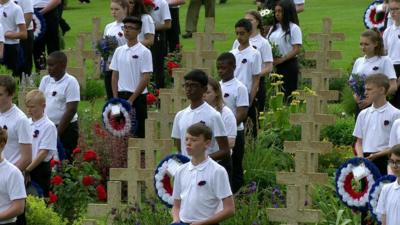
[104,70,113,100]
[118,92,148,138]
[247,101,258,138]
[217,155,232,182]
[3,44,19,77]
[19,30,34,76]
[276,58,299,101]
[389,64,400,109]
[59,121,79,160]
[166,7,180,53]
[256,76,266,112]
[30,161,51,197]
[33,8,60,71]
[151,32,167,88]
[231,130,245,193]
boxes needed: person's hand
[357,99,370,109]
[190,222,204,225]
[273,57,285,66]
[25,172,31,187]
[366,153,377,161]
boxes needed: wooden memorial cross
[148,92,176,139]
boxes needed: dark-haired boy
[171,123,235,225]
[110,16,152,138]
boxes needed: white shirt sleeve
[261,40,273,63]
[18,0,33,14]
[232,40,239,50]
[7,168,27,201]
[160,0,171,21]
[389,119,400,147]
[353,111,364,139]
[172,166,182,200]
[171,111,182,139]
[222,107,237,138]
[236,84,249,107]
[17,117,32,144]
[38,124,57,152]
[38,76,47,92]
[252,51,262,76]
[15,6,26,25]
[109,47,120,71]
[141,14,155,35]
[140,49,153,73]
[65,77,80,102]
[211,113,227,137]
[382,57,397,80]
[212,167,232,199]
[0,24,4,43]
[376,184,389,215]
[290,24,302,45]
[383,28,389,52]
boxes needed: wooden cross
[148,91,177,139]
[17,74,36,113]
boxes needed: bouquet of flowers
[96,35,118,60]
[270,41,282,58]
[144,0,155,12]
[349,73,367,99]
[259,8,274,26]
[164,43,182,77]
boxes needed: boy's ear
[204,139,212,148]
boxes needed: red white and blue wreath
[364,0,386,31]
[335,157,381,211]
[32,9,46,41]
[102,98,137,137]
[154,154,190,207]
[368,175,397,223]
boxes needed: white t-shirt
[221,106,237,139]
[389,119,400,147]
[103,21,126,46]
[0,24,4,43]
[267,22,302,56]
[39,74,80,125]
[376,180,400,225]
[220,78,249,130]
[109,42,153,93]
[0,159,26,224]
[351,56,396,79]
[150,0,171,25]
[0,0,26,44]
[383,24,400,65]
[30,115,57,162]
[230,46,262,93]
[138,14,155,43]
[32,0,49,8]
[0,105,32,164]
[353,102,400,153]
[14,0,33,30]
[171,102,227,156]
[233,34,273,66]
[172,157,232,223]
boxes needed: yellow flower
[271,82,279,86]
[291,91,300,96]
[270,73,281,79]
[276,92,284,96]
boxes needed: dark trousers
[248,101,258,138]
[231,130,245,193]
[256,76,267,112]
[151,32,167,88]
[3,223,17,225]
[59,121,79,160]
[30,161,51,197]
[166,7,180,53]
[118,92,148,138]
[104,70,113,100]
[389,64,400,109]
[33,8,60,71]
[19,30,34,75]
[3,44,19,77]
[217,156,232,182]
[276,58,299,101]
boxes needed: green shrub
[318,145,355,176]
[341,86,357,116]
[83,79,105,101]
[321,116,355,146]
[26,195,68,225]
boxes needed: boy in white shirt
[0,127,27,224]
[171,123,234,225]
[0,24,4,60]
[15,0,33,76]
[25,90,57,197]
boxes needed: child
[171,123,235,225]
[39,51,80,160]
[376,144,400,225]
[0,127,27,224]
[128,0,155,47]
[110,16,152,138]
[353,74,400,175]
[217,52,249,193]
[0,24,4,60]
[25,90,57,197]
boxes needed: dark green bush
[321,116,355,146]
[83,79,105,101]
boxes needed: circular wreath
[154,154,190,207]
[335,157,381,211]
[368,175,397,223]
[364,0,386,31]
[102,98,136,137]
[32,10,46,41]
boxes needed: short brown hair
[389,144,400,157]
[186,123,212,140]
[25,89,46,105]
[365,73,390,93]
[0,127,7,145]
[0,75,16,96]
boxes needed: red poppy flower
[48,191,58,204]
[83,150,97,161]
[51,175,63,186]
[72,147,81,155]
[50,159,60,168]
[96,184,107,201]
[82,175,94,186]
[166,61,180,72]
[146,93,157,105]
[143,0,155,8]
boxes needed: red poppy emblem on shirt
[132,55,139,59]
[198,180,206,186]
[372,66,379,71]
[3,12,7,17]
[224,93,229,98]
[241,58,247,64]
[252,45,257,49]
[118,32,123,37]
[384,120,390,126]
[154,6,159,10]
[52,91,57,96]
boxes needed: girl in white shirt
[128,0,155,47]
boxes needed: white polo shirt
[293,0,304,4]
[351,56,396,79]
[138,14,155,43]
[376,180,400,225]
[14,0,33,30]
[0,0,25,44]
[32,0,48,8]
[0,159,26,224]
[353,102,400,153]
[220,78,249,131]
[383,24,400,65]
[267,22,302,56]
[39,73,80,125]
[0,105,32,164]
[150,0,171,26]
[232,33,273,66]
[389,119,400,147]
[103,21,126,46]
[221,106,237,139]
[30,115,57,162]
[171,102,227,156]
[230,46,262,93]
[0,24,4,43]
[172,157,232,223]
[109,42,153,93]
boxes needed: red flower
[82,175,94,186]
[146,93,157,105]
[51,175,63,186]
[96,184,107,201]
[143,0,155,8]
[175,43,181,50]
[83,150,97,161]
[48,191,58,204]
[72,147,81,155]
[155,89,160,96]
[50,159,60,168]
[166,61,180,74]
